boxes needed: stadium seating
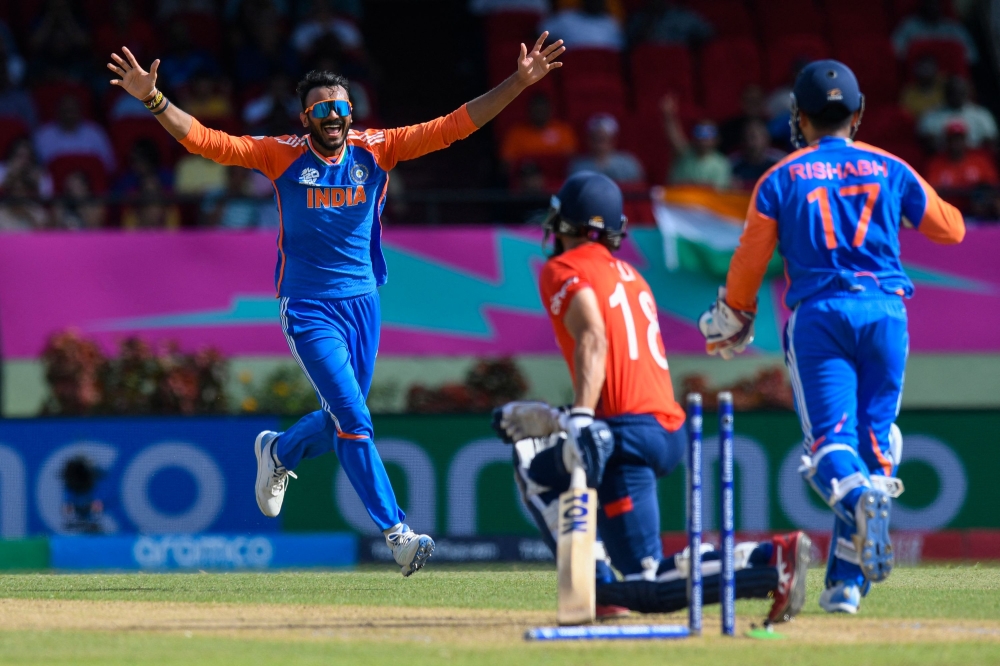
[754,0,825,41]
[49,155,109,195]
[562,75,629,134]
[33,81,95,122]
[559,48,623,82]
[109,118,179,169]
[699,37,762,121]
[906,39,969,79]
[687,0,755,38]
[826,0,891,42]
[629,44,695,117]
[764,34,831,90]
[511,154,569,193]
[0,116,30,160]
[834,37,901,104]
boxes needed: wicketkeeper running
[699,60,965,613]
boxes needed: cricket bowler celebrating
[494,172,810,623]
[699,61,965,613]
[106,34,565,576]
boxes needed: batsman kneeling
[699,61,965,613]
[494,172,810,625]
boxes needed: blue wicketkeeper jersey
[725,136,965,311]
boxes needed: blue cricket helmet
[789,59,865,148]
[542,171,628,254]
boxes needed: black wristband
[151,98,170,115]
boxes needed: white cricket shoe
[819,581,861,614]
[254,431,296,517]
[386,525,435,577]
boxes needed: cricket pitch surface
[0,565,998,665]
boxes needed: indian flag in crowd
[651,186,783,279]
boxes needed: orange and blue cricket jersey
[180,107,479,530]
[537,242,687,577]
[724,136,964,587]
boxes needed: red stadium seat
[906,39,969,79]
[485,10,543,47]
[700,37,762,121]
[880,139,927,173]
[754,0,825,41]
[33,81,95,122]
[834,37,901,104]
[512,154,569,193]
[685,0,754,38]
[620,182,654,223]
[49,155,109,195]
[621,111,672,185]
[491,76,557,140]
[630,44,695,116]
[0,116,30,160]
[890,0,957,25]
[109,118,179,169]
[827,1,891,43]
[559,48,623,82]
[488,40,524,85]
[856,105,917,145]
[765,35,831,90]
[175,11,223,55]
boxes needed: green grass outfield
[0,564,999,665]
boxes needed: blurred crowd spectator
[569,113,644,183]
[483,0,1000,222]
[0,0,998,230]
[0,0,373,230]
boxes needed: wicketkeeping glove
[698,287,756,360]
[491,400,563,444]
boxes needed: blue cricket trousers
[273,292,405,531]
[785,292,907,587]
[521,414,686,579]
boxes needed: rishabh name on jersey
[271,131,388,299]
[755,136,940,308]
[538,242,686,432]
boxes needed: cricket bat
[557,465,597,625]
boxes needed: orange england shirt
[538,242,685,431]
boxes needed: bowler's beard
[309,115,351,155]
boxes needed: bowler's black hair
[296,70,350,109]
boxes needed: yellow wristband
[145,90,164,110]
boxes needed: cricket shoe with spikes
[767,531,812,623]
[254,431,296,518]
[386,525,435,577]
[819,581,861,614]
[854,488,894,582]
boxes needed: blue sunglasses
[304,98,352,119]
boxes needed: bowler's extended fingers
[545,45,566,62]
[110,52,129,69]
[121,46,140,69]
[106,62,126,76]
[541,39,564,57]
[532,31,549,51]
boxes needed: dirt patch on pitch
[0,599,998,646]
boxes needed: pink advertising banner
[0,227,998,360]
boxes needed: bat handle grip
[569,465,587,490]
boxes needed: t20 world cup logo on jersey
[299,168,320,186]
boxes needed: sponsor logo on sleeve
[549,276,579,316]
